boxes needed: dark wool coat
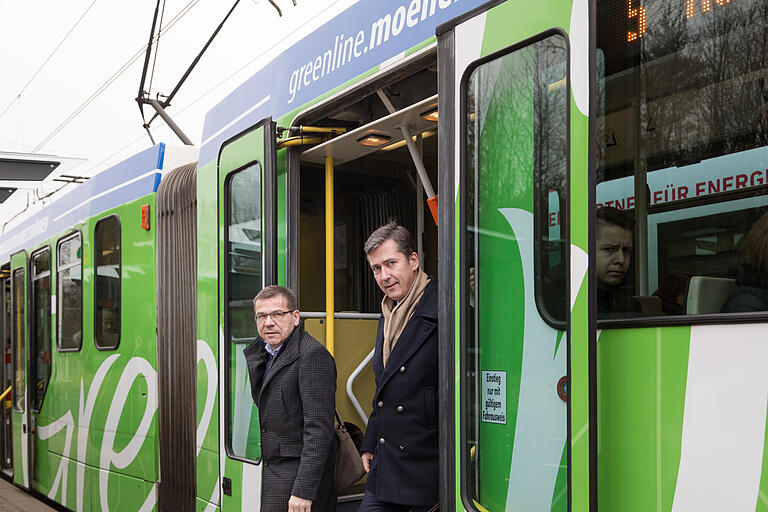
[243,327,337,512]
[361,278,439,506]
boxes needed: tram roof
[0,143,197,262]
[198,0,485,167]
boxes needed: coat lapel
[243,341,269,406]
[375,280,437,393]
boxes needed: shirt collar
[264,342,282,357]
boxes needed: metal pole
[148,99,194,146]
[325,155,335,357]
[377,88,438,224]
[398,125,436,199]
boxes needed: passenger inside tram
[595,206,642,318]
[721,211,768,312]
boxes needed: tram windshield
[596,0,768,318]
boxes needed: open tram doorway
[288,53,439,503]
[0,264,10,476]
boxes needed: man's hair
[364,221,417,258]
[252,285,298,311]
[596,206,634,232]
[745,211,768,272]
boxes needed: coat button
[399,366,405,373]
[377,401,384,408]
[261,427,266,433]
[379,437,386,445]
[396,405,404,413]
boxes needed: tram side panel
[26,196,160,510]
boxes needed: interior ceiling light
[420,107,438,122]
[357,133,391,147]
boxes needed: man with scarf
[359,222,439,512]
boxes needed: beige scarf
[381,269,430,367]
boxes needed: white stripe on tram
[672,324,768,512]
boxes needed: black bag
[334,410,365,492]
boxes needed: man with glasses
[243,285,337,512]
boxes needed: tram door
[1,267,12,474]
[443,2,587,510]
[10,251,30,489]
[217,119,277,509]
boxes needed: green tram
[2,0,768,510]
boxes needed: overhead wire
[139,0,167,144]
[148,0,167,97]
[33,0,202,152]
[168,0,346,122]
[72,0,345,173]
[0,0,98,123]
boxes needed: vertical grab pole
[325,155,335,357]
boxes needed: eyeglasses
[254,310,294,324]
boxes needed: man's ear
[292,309,300,327]
[409,251,419,271]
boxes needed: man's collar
[263,341,283,357]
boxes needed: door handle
[22,424,26,434]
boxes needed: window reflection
[11,268,24,413]
[597,0,768,318]
[95,217,121,348]
[58,233,82,351]
[31,249,51,411]
[226,162,263,462]
[464,33,568,510]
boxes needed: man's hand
[288,495,312,512]
[362,452,374,473]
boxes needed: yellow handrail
[0,386,10,402]
[275,135,325,149]
[297,126,346,135]
[325,155,335,357]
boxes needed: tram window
[31,248,51,412]
[596,0,768,319]
[225,162,263,462]
[94,216,121,349]
[11,268,24,413]
[463,33,568,510]
[57,232,82,351]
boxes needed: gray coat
[243,326,337,511]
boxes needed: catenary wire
[33,0,202,152]
[74,0,346,171]
[148,0,168,98]
[0,0,99,123]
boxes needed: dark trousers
[358,490,434,512]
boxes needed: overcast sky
[0,0,353,225]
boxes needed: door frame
[438,2,583,509]
[10,250,30,489]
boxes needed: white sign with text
[481,371,507,424]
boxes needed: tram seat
[633,295,663,315]
[685,276,737,314]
